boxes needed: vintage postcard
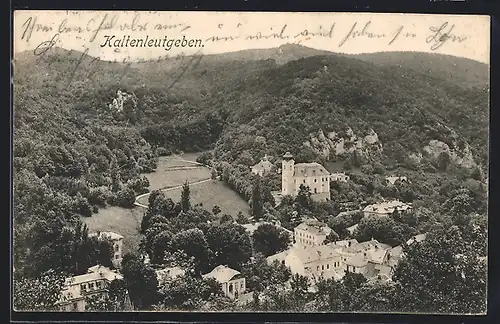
[12,11,489,314]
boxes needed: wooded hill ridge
[14,44,489,177]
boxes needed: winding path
[133,154,211,208]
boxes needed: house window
[321,265,324,271]
[314,179,317,183]
[327,264,330,269]
[89,283,94,290]
[96,281,102,289]
[72,303,78,311]
[314,188,317,193]
[240,282,244,289]
[115,255,120,259]
[303,180,305,183]
[80,284,86,291]
[114,245,119,252]
[317,266,319,271]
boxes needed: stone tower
[282,152,295,196]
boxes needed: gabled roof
[202,265,241,284]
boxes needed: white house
[89,231,124,268]
[363,200,412,218]
[56,265,124,312]
[155,266,186,286]
[281,152,332,201]
[202,265,246,300]
[385,176,408,185]
[294,219,333,247]
[330,172,350,182]
[250,155,274,176]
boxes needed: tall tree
[251,176,264,221]
[295,184,314,214]
[170,228,212,274]
[202,222,252,270]
[392,224,487,314]
[252,223,291,257]
[180,181,191,212]
[13,269,67,311]
[121,253,159,310]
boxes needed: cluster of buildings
[266,219,426,286]
[56,265,127,311]
[56,231,126,311]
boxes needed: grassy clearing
[144,155,211,190]
[82,152,250,254]
[162,179,251,218]
[82,206,144,254]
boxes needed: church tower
[282,152,295,196]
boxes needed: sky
[13,11,490,64]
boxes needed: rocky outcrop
[108,90,137,112]
[304,128,383,160]
[422,139,477,169]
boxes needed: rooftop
[155,266,186,284]
[385,176,408,185]
[292,244,341,264]
[345,253,368,267]
[202,265,241,284]
[295,219,332,237]
[251,159,273,171]
[64,265,123,287]
[406,233,427,246]
[363,200,412,214]
[293,163,330,177]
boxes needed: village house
[202,265,246,300]
[250,155,274,176]
[155,266,186,286]
[294,218,333,247]
[330,172,350,182]
[267,238,398,282]
[281,152,333,201]
[386,233,427,268]
[267,244,345,282]
[385,175,409,185]
[362,200,412,218]
[56,265,125,312]
[89,231,124,268]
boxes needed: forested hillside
[13,44,488,282]
[209,54,488,173]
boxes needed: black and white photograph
[12,11,489,315]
